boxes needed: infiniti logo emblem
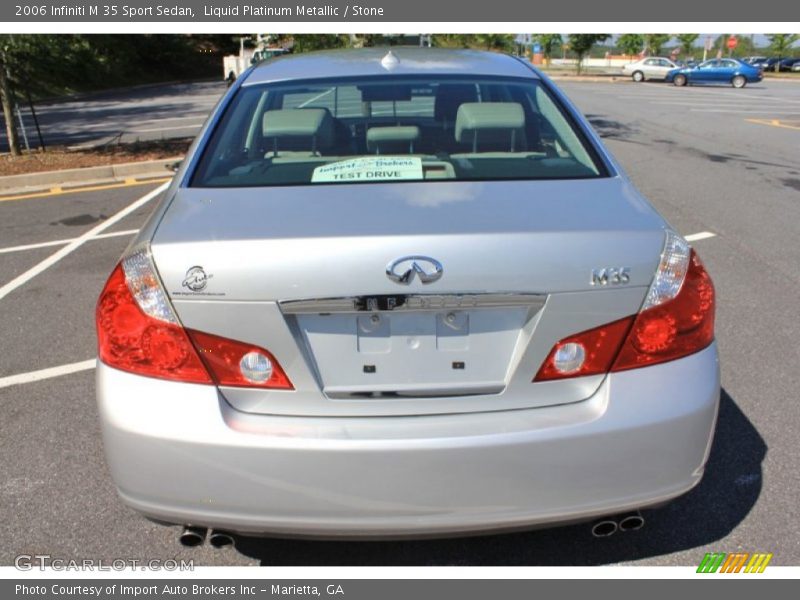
[386,256,443,285]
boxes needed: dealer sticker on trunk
[312,157,423,183]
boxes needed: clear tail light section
[96,248,292,389]
[612,248,714,371]
[535,232,715,382]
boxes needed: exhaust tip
[591,519,618,538]
[179,525,207,547]
[209,530,235,549]
[618,511,645,532]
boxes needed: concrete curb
[0,157,181,196]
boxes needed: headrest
[434,84,479,124]
[262,108,334,151]
[366,126,420,153]
[454,103,525,149]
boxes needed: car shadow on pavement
[232,388,765,565]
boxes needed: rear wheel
[632,71,644,82]
[673,74,687,87]
[732,75,747,88]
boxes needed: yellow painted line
[0,177,171,203]
[746,118,800,131]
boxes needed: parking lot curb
[0,157,181,197]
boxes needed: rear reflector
[96,250,292,389]
[535,247,715,382]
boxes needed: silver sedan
[623,57,681,81]
[95,48,719,543]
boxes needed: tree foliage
[617,34,644,57]
[767,34,799,58]
[567,34,610,74]
[533,34,563,63]
[291,34,350,53]
[432,34,515,52]
[676,34,699,56]
[644,34,671,56]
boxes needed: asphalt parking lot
[1,78,799,567]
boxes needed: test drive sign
[727,36,738,50]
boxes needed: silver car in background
[623,57,681,81]
[96,48,719,543]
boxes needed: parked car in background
[792,62,800,73]
[666,58,763,88]
[623,57,681,81]
[779,58,800,72]
[742,56,768,66]
[751,57,780,71]
[96,48,720,543]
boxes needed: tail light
[96,248,292,389]
[535,232,715,382]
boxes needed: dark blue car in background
[666,58,763,88]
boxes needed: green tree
[475,34,516,52]
[617,34,644,58]
[432,34,479,49]
[644,34,671,56]
[533,34,563,65]
[290,34,349,53]
[567,34,610,74]
[767,34,799,59]
[676,34,699,57]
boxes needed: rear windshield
[191,76,606,188]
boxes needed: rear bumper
[97,343,720,538]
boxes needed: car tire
[632,71,644,82]
[732,75,747,88]
[673,74,687,87]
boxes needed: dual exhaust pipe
[179,526,235,548]
[591,511,645,538]
[181,514,643,546]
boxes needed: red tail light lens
[534,317,634,381]
[96,259,293,389]
[534,249,715,381]
[96,264,212,384]
[187,330,293,390]
[612,250,714,371]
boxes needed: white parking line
[0,359,96,389]
[0,229,139,255]
[0,182,168,301]
[685,231,717,242]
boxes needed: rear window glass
[191,76,606,188]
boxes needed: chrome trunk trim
[279,293,547,314]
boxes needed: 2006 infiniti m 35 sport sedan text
[95,48,719,543]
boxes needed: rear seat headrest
[455,102,525,151]
[366,126,420,154]
[262,108,334,153]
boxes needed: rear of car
[95,49,719,539]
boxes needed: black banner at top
[3,0,793,22]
